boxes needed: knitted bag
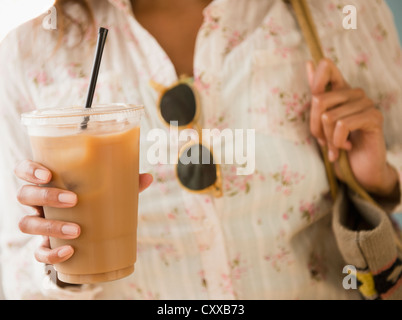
[289,0,402,300]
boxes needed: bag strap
[289,0,378,206]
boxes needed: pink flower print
[127,283,160,300]
[264,246,293,272]
[66,62,86,79]
[275,46,293,59]
[299,200,317,222]
[372,24,388,42]
[229,254,248,281]
[355,53,370,69]
[271,87,280,95]
[166,207,179,220]
[220,273,235,296]
[261,17,295,58]
[185,207,205,221]
[194,71,211,95]
[263,229,294,272]
[198,244,210,252]
[223,30,246,56]
[202,6,221,37]
[272,89,310,124]
[328,3,336,11]
[262,18,284,40]
[376,91,398,112]
[149,164,176,195]
[205,110,232,131]
[271,165,305,196]
[222,165,265,197]
[218,255,248,296]
[29,70,54,87]
[144,291,159,300]
[155,243,179,266]
[329,2,345,11]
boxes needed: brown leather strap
[289,0,377,206]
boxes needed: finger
[322,112,339,162]
[17,185,78,208]
[18,215,80,239]
[34,237,74,265]
[332,107,384,151]
[310,88,366,144]
[324,96,374,149]
[306,61,315,89]
[310,58,349,94]
[139,173,153,193]
[320,95,374,155]
[14,160,52,185]
[322,98,373,162]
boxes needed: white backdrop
[0,0,54,42]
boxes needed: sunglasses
[150,77,223,197]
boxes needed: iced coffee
[22,104,143,284]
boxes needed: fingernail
[328,150,336,162]
[34,169,50,182]
[61,224,79,236]
[58,192,77,204]
[322,113,329,123]
[58,246,73,258]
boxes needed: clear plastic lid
[21,104,144,127]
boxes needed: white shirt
[0,0,401,299]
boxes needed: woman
[0,0,401,299]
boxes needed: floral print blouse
[0,0,401,299]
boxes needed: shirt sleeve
[0,26,100,300]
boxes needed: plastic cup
[21,104,144,284]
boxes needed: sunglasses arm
[149,79,166,94]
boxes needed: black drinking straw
[81,27,109,129]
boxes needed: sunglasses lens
[177,144,217,191]
[160,84,196,127]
